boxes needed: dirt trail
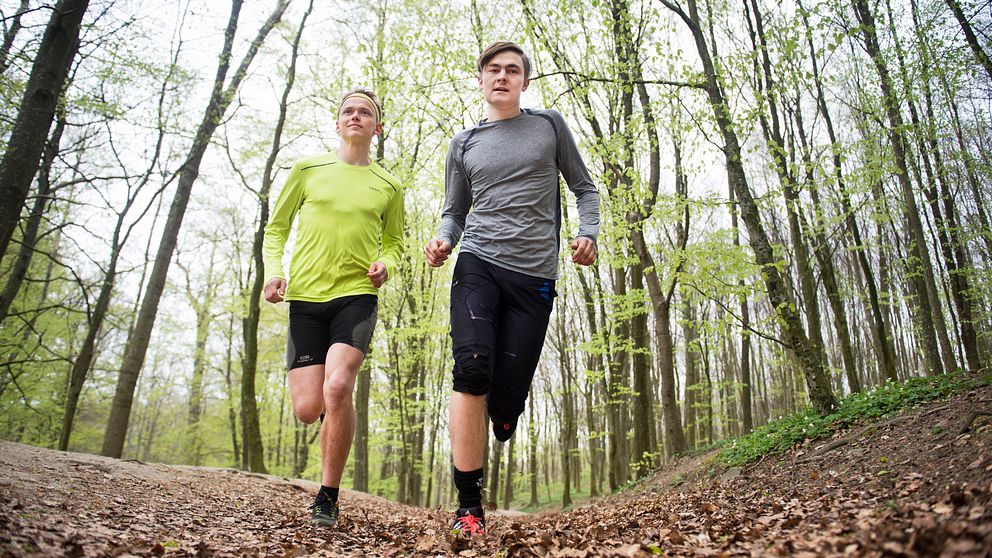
[2,385,990,557]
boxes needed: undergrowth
[717,371,991,468]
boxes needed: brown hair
[339,87,383,123]
[476,41,532,79]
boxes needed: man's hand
[424,238,452,267]
[570,237,596,266]
[264,277,287,303]
[368,261,388,288]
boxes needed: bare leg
[320,343,365,487]
[288,365,325,424]
[450,391,487,471]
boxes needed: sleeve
[378,182,405,273]
[437,135,471,248]
[262,161,305,282]
[553,111,600,244]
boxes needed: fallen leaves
[3,386,992,556]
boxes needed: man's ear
[374,121,383,136]
[522,78,530,91]
[477,74,484,90]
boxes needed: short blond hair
[339,87,383,123]
[477,41,532,79]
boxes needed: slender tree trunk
[0,0,31,75]
[102,0,288,460]
[797,0,896,383]
[663,0,839,413]
[240,0,308,473]
[0,113,63,326]
[503,434,515,509]
[528,394,538,507]
[908,0,985,371]
[852,0,946,376]
[223,313,240,466]
[488,439,503,507]
[0,0,89,259]
[792,104,862,392]
[682,295,700,447]
[943,0,992,82]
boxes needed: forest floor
[2,384,991,557]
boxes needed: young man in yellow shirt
[263,87,404,527]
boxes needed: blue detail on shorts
[538,281,552,302]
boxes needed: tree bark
[943,0,992,82]
[0,0,88,260]
[662,0,839,413]
[0,0,31,75]
[528,394,539,507]
[744,0,831,395]
[797,0,896,384]
[906,0,985,372]
[102,0,289,460]
[851,0,945,376]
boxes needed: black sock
[317,485,339,504]
[453,467,484,509]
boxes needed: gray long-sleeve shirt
[438,108,600,280]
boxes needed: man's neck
[336,140,373,166]
[486,104,522,122]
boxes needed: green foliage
[718,372,991,467]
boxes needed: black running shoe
[492,417,517,442]
[451,506,486,537]
[309,496,338,528]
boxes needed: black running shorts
[287,294,378,369]
[449,252,556,424]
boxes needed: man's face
[478,50,529,109]
[335,96,382,141]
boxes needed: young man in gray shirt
[424,41,600,537]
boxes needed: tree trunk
[744,0,832,398]
[223,313,240,466]
[664,0,839,413]
[0,0,88,259]
[183,247,219,467]
[851,0,946,376]
[943,0,992,82]
[791,103,862,393]
[906,0,985,372]
[102,0,288,460]
[488,439,503,507]
[528,394,538,507]
[0,0,31,75]
[797,0,895,384]
[503,434,515,509]
[241,0,310,473]
[0,113,63,326]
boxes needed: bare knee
[323,375,354,409]
[293,399,323,424]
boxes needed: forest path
[2,384,991,557]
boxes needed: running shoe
[451,506,486,537]
[309,496,338,528]
[492,417,517,442]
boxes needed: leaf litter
[1,385,990,556]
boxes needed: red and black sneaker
[492,417,517,442]
[451,506,486,537]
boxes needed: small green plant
[717,371,989,467]
[670,474,684,487]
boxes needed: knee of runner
[293,399,323,424]
[323,376,353,408]
[452,347,490,395]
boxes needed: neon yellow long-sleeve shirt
[263,152,405,302]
